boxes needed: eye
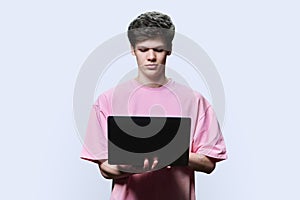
[138,48,148,52]
[153,48,164,52]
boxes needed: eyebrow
[136,45,166,49]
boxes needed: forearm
[99,154,216,178]
[98,160,132,179]
[188,153,216,174]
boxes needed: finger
[143,158,150,170]
[151,158,159,169]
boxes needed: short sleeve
[80,95,109,163]
[192,96,227,161]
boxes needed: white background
[1,0,299,199]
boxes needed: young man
[81,11,227,200]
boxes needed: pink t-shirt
[81,79,227,200]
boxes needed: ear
[131,45,136,56]
[166,45,172,56]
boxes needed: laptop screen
[108,116,191,167]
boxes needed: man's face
[131,37,171,81]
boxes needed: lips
[145,64,158,69]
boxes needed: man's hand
[98,160,132,179]
[143,157,159,171]
[99,157,160,179]
[117,157,159,173]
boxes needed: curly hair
[127,11,175,49]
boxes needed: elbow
[191,154,217,174]
[204,162,216,174]
[205,163,216,174]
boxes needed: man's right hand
[117,157,159,172]
[98,157,159,179]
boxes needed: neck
[135,75,169,88]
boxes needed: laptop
[107,116,191,167]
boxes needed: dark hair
[127,11,175,49]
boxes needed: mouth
[145,64,158,69]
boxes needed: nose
[147,49,156,62]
